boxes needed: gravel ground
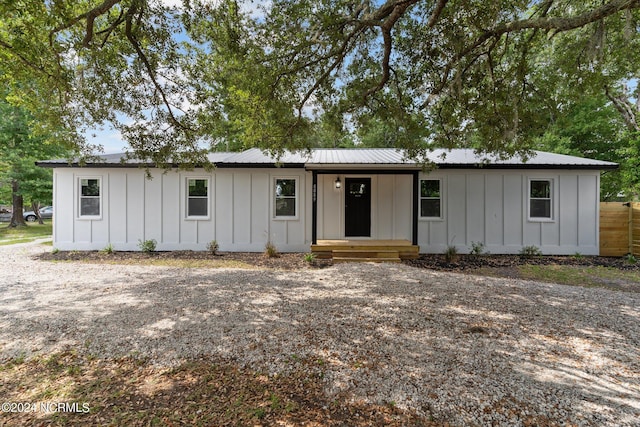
[1,242,639,426]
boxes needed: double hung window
[420,179,441,219]
[187,178,209,218]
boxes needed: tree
[533,95,628,199]
[0,99,70,227]
[0,1,639,164]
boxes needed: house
[38,148,617,256]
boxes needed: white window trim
[273,176,299,220]
[528,178,554,222]
[419,178,444,221]
[77,176,102,220]
[185,177,211,220]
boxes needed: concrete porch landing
[311,240,420,263]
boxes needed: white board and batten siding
[52,160,604,255]
[417,169,601,255]
[317,174,413,241]
[53,168,312,252]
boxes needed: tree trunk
[9,179,27,228]
[31,201,44,224]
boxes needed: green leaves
[0,1,638,165]
[0,99,71,206]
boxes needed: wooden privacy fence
[600,202,640,256]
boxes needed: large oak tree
[0,1,638,165]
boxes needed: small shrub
[138,238,157,253]
[573,252,583,259]
[101,243,115,254]
[519,245,542,257]
[303,252,316,264]
[265,241,279,258]
[444,245,458,263]
[51,247,59,254]
[470,241,488,256]
[206,240,219,255]
[626,253,637,264]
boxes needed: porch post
[412,171,418,245]
[312,170,318,245]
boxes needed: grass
[475,264,640,291]
[517,265,640,288]
[0,222,52,246]
[0,351,429,426]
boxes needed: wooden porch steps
[311,240,419,263]
[332,249,401,263]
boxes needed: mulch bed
[38,250,639,273]
[404,254,640,272]
[37,250,333,269]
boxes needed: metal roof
[37,148,618,170]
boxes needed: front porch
[311,239,420,263]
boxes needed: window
[274,178,297,218]
[420,179,441,218]
[529,179,552,219]
[187,178,209,217]
[79,178,101,217]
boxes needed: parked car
[24,206,53,222]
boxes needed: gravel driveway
[1,242,639,426]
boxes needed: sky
[85,0,269,154]
[84,125,127,154]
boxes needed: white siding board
[233,173,251,244]
[162,173,180,244]
[251,173,269,244]
[144,171,162,243]
[320,174,341,239]
[377,175,394,240]
[503,175,523,246]
[109,173,127,244]
[559,175,578,247]
[126,172,145,248]
[447,174,466,247]
[466,175,485,245]
[270,219,287,246]
[393,175,412,240]
[578,175,598,247]
[485,175,504,246]
[215,173,234,250]
[54,171,74,244]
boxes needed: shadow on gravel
[1,263,639,426]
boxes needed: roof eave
[304,163,421,170]
[437,163,619,170]
[215,162,306,169]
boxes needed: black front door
[345,178,371,237]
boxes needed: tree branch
[0,39,55,78]
[433,0,640,97]
[605,86,640,132]
[427,0,449,28]
[124,3,190,131]
[363,0,420,99]
[49,0,122,47]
